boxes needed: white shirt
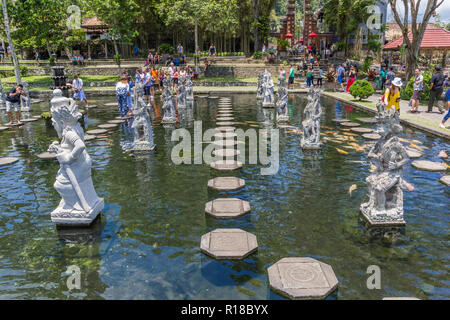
[72,79,83,89]
[168,66,174,76]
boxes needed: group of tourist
[72,54,87,66]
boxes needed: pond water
[0,93,448,300]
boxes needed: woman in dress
[346,66,357,92]
[116,76,130,118]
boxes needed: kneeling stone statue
[48,89,104,226]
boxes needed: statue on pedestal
[256,72,264,100]
[262,70,275,107]
[186,74,194,101]
[360,120,409,223]
[131,84,156,152]
[300,88,322,149]
[20,82,32,112]
[177,76,186,108]
[161,76,177,123]
[276,76,289,122]
[47,89,104,226]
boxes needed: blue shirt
[337,67,345,77]
[174,57,180,66]
[135,74,141,84]
[446,88,450,102]
[128,81,133,92]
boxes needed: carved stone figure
[276,76,289,122]
[20,82,32,112]
[360,120,409,224]
[47,89,104,226]
[262,70,275,107]
[300,88,322,149]
[161,76,177,123]
[177,76,186,108]
[185,74,194,101]
[256,73,264,100]
[0,80,6,110]
[131,84,156,152]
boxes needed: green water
[0,93,448,300]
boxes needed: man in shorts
[143,68,152,106]
[337,64,345,92]
[410,68,423,113]
[288,65,295,89]
[5,84,25,126]
[72,75,88,108]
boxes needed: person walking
[427,65,445,114]
[440,83,450,129]
[279,66,286,81]
[306,67,313,88]
[127,75,134,115]
[346,66,357,92]
[382,77,403,115]
[410,68,423,113]
[177,43,184,55]
[209,44,216,63]
[385,67,396,87]
[143,68,152,106]
[317,67,323,88]
[172,67,179,92]
[5,84,25,126]
[288,65,295,89]
[151,65,159,91]
[337,64,346,92]
[72,75,88,108]
[115,76,130,118]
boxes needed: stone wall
[203,65,281,78]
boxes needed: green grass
[1,75,120,85]
[196,76,258,83]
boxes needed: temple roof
[383,25,450,51]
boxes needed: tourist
[180,54,185,65]
[172,67,179,91]
[154,52,160,64]
[325,47,331,59]
[203,57,209,71]
[439,83,450,129]
[308,53,314,64]
[337,64,346,92]
[140,67,146,84]
[135,69,142,85]
[72,75,88,108]
[279,66,286,81]
[410,68,423,113]
[127,75,134,114]
[385,67,395,87]
[134,44,139,57]
[147,51,153,66]
[151,65,159,91]
[317,67,323,88]
[328,64,336,90]
[382,77,403,115]
[179,66,187,79]
[5,84,25,126]
[115,76,130,118]
[288,65,295,89]
[79,55,85,66]
[177,43,184,55]
[35,50,40,67]
[306,67,313,88]
[165,55,173,66]
[427,65,445,114]
[313,63,320,87]
[72,55,78,65]
[346,66,357,92]
[0,46,4,63]
[173,55,180,67]
[143,68,152,106]
[379,65,387,92]
[209,43,216,63]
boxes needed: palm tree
[2,0,21,84]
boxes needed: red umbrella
[308,32,317,38]
[285,33,294,39]
[299,38,304,43]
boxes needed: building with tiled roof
[383,25,450,51]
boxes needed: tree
[1,0,21,84]
[388,0,445,81]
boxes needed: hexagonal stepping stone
[356,117,377,124]
[86,105,97,109]
[333,118,350,123]
[215,127,235,132]
[205,198,251,219]
[213,139,238,147]
[340,122,360,127]
[439,175,450,186]
[0,157,19,166]
[208,96,219,99]
[411,160,448,172]
[268,257,339,300]
[105,102,118,106]
[98,123,118,130]
[214,132,237,139]
[213,148,240,157]
[216,117,234,121]
[218,114,234,118]
[362,133,381,140]
[405,148,422,158]
[200,228,257,259]
[107,119,125,124]
[208,177,245,191]
[20,118,39,123]
[37,152,57,159]
[350,127,373,134]
[218,110,234,113]
[84,135,96,141]
[86,129,108,135]
[216,121,235,126]
[32,115,41,119]
[211,160,243,171]
[382,297,420,300]
[0,126,8,131]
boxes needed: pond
[0,93,448,300]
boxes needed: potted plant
[278,39,289,58]
[41,112,53,128]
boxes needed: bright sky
[387,0,450,24]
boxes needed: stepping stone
[37,152,57,159]
[216,117,234,121]
[218,113,233,118]
[214,132,237,139]
[98,123,118,129]
[405,148,422,158]
[411,160,448,172]
[439,175,450,186]
[200,228,257,259]
[216,121,235,126]
[211,160,243,171]
[107,119,126,124]
[208,177,245,191]
[84,135,96,141]
[0,126,8,131]
[215,127,235,132]
[213,140,238,147]
[340,122,360,127]
[205,198,251,219]
[0,157,19,166]
[213,149,240,157]
[382,297,420,300]
[350,127,373,133]
[208,96,219,99]
[267,257,339,300]
[218,110,234,113]
[356,117,377,124]
[105,102,118,106]
[196,95,208,98]
[362,133,381,140]
[86,129,108,135]
[87,105,97,109]
[333,118,350,123]
[20,118,39,123]
[32,115,41,119]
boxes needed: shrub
[400,72,432,102]
[113,54,121,67]
[253,51,262,59]
[48,57,56,66]
[278,39,289,51]
[158,43,174,54]
[19,65,29,77]
[41,112,52,119]
[361,56,374,73]
[348,80,374,100]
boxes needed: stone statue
[301,88,322,149]
[0,80,6,110]
[131,84,156,152]
[20,82,32,112]
[161,76,177,123]
[360,120,409,223]
[185,74,194,101]
[256,72,264,100]
[177,76,187,108]
[262,70,275,107]
[47,89,104,226]
[276,76,289,122]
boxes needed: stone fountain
[256,72,264,100]
[185,74,194,101]
[300,88,322,149]
[161,76,177,124]
[262,70,275,108]
[47,89,104,226]
[276,75,289,122]
[51,66,70,97]
[177,76,187,108]
[131,84,156,153]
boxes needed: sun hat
[392,77,403,87]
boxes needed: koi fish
[336,148,348,155]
